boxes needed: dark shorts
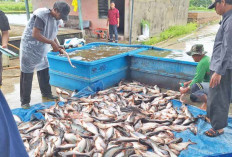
[190,82,209,102]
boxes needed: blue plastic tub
[47,42,151,91]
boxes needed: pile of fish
[16,81,198,157]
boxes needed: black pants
[207,70,232,130]
[20,68,52,104]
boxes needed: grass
[142,23,198,45]
[0,2,33,13]
[189,6,213,11]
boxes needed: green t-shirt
[189,55,210,87]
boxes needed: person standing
[0,10,10,89]
[203,0,232,137]
[20,2,70,109]
[107,1,119,43]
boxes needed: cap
[186,44,207,56]
[208,0,221,9]
[54,1,70,21]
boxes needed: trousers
[20,68,52,104]
[207,70,232,130]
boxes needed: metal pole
[129,0,134,45]
[25,0,30,21]
[78,0,84,38]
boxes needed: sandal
[204,128,224,137]
[198,114,210,123]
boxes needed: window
[98,0,108,19]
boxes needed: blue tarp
[0,90,28,157]
[171,100,232,157]
[12,101,57,122]
[11,93,232,156]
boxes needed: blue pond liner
[12,97,232,156]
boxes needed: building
[32,0,189,41]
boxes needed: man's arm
[184,80,192,86]
[106,18,109,26]
[117,18,119,27]
[0,11,10,48]
[1,30,9,48]
[32,27,59,52]
[189,62,208,87]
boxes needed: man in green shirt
[180,44,210,110]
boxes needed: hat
[208,0,221,9]
[186,44,207,56]
[54,1,70,21]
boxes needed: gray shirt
[34,15,45,31]
[210,9,232,75]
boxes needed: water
[139,49,193,62]
[6,14,32,25]
[68,45,137,61]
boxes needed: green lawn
[189,6,214,12]
[0,2,32,14]
[143,23,198,45]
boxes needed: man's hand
[2,45,7,49]
[59,45,65,50]
[179,87,190,94]
[117,23,119,27]
[210,72,221,88]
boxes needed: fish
[64,133,78,144]
[106,127,115,140]
[24,121,44,134]
[169,140,196,151]
[13,115,22,124]
[76,137,87,153]
[55,144,77,150]
[59,49,76,68]
[16,81,197,156]
[56,87,70,96]
[58,149,95,157]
